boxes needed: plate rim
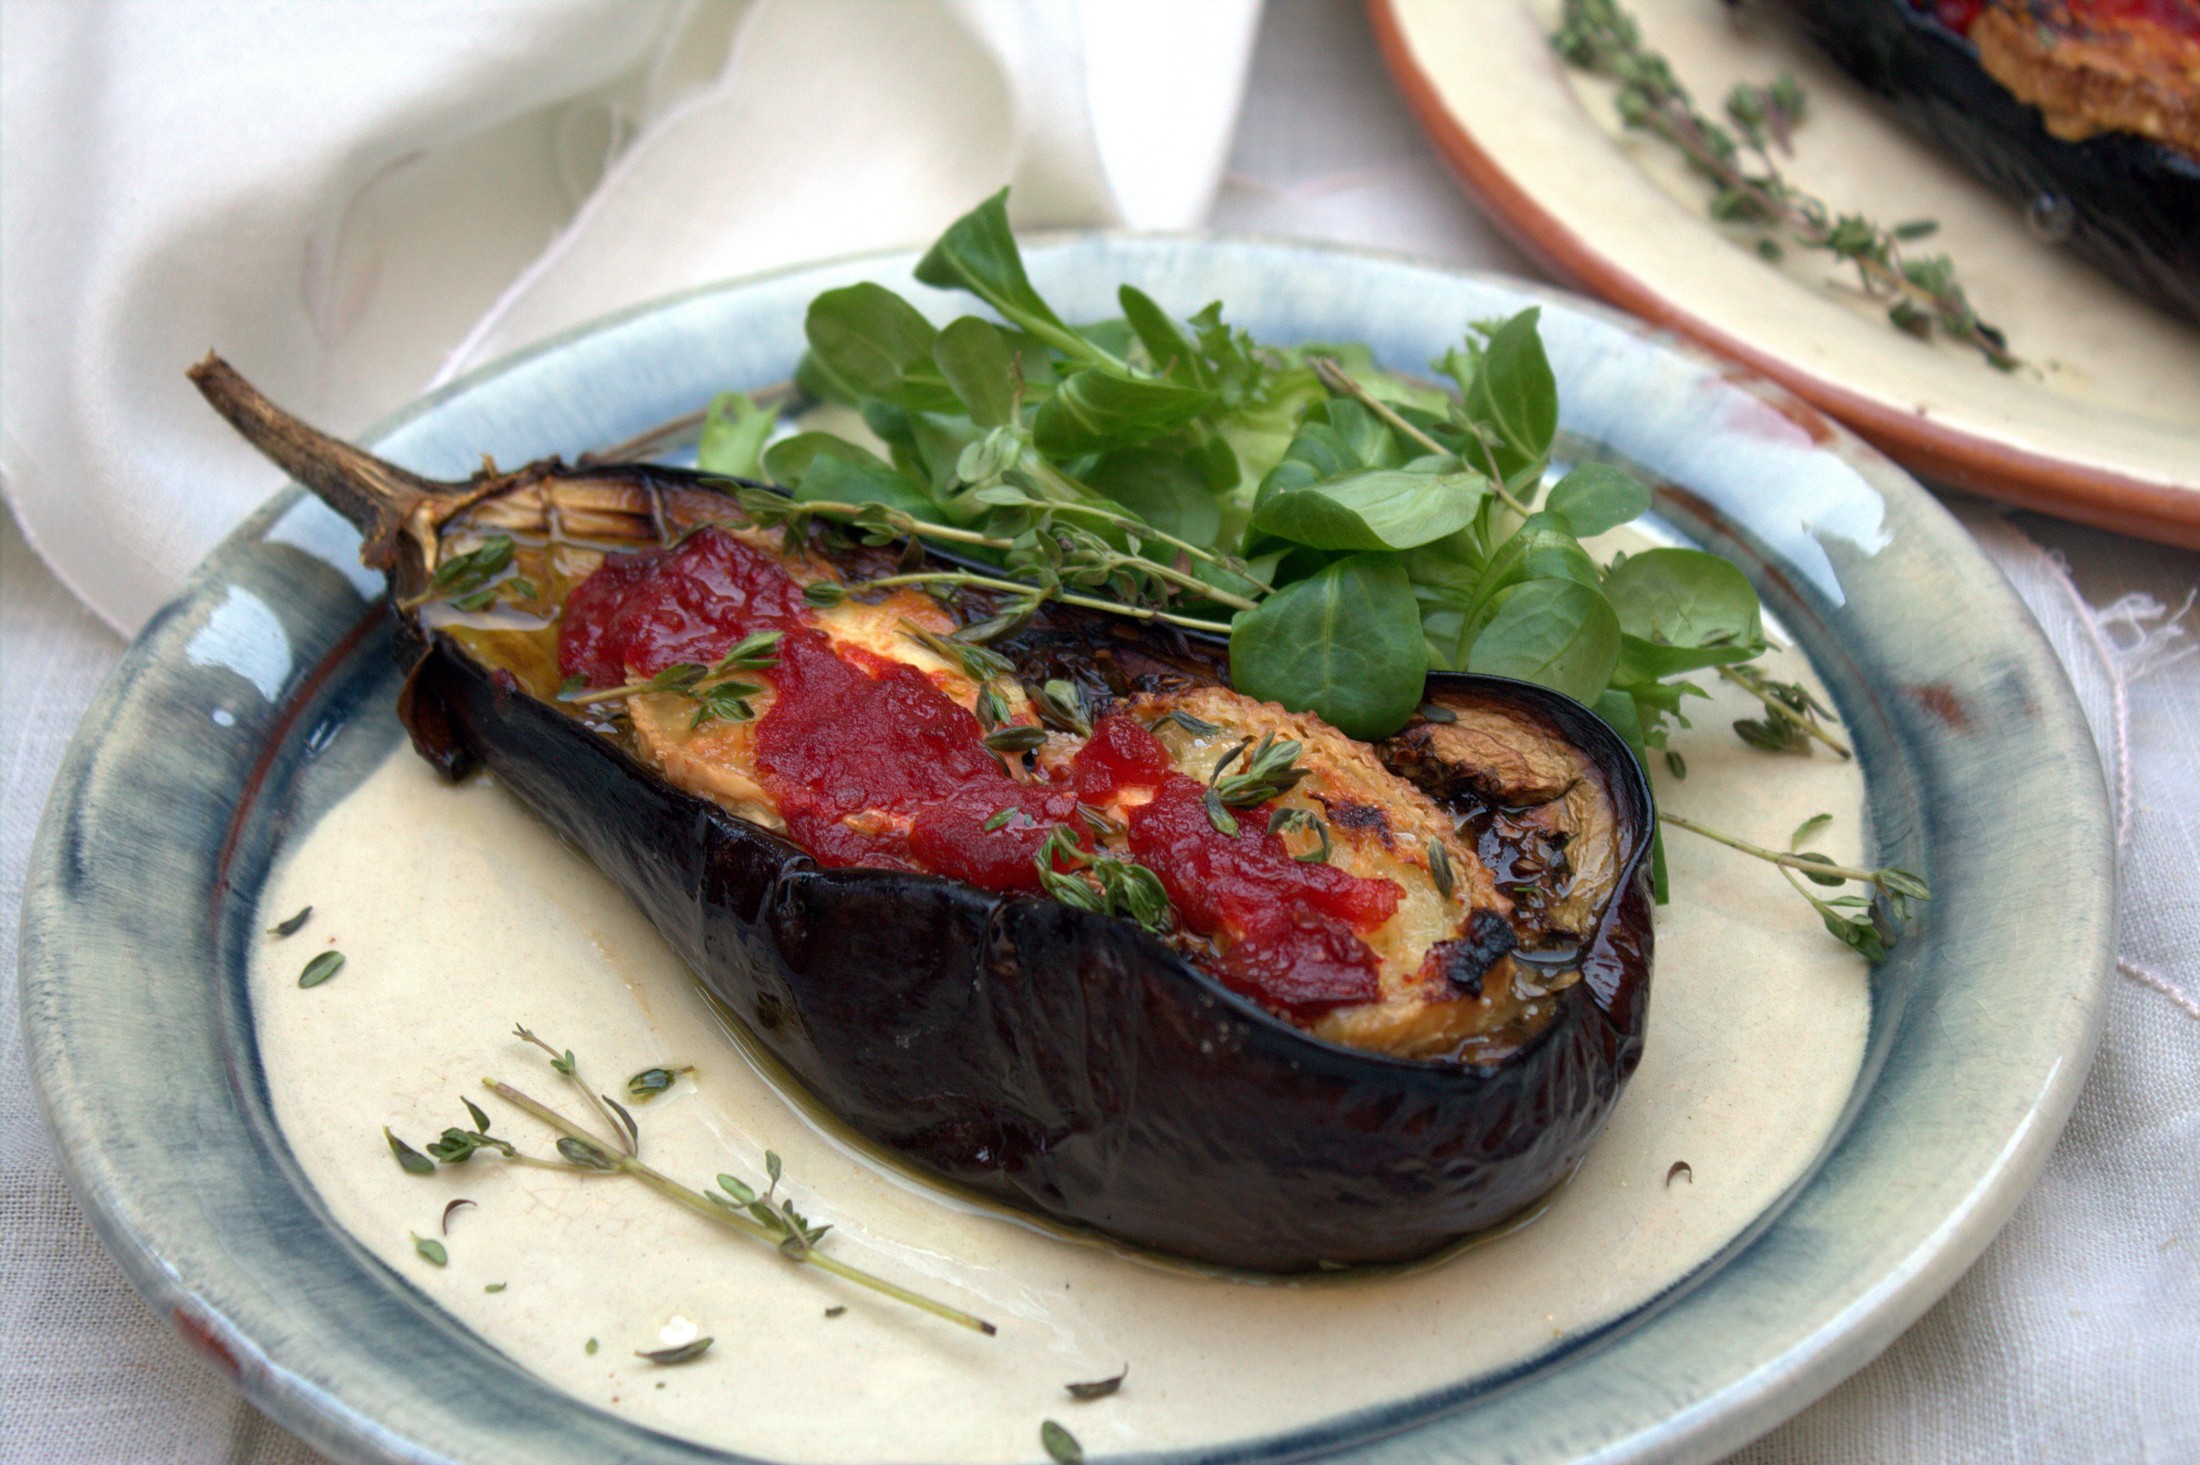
[18,232,2116,1465]
[1364,0,2200,551]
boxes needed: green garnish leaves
[1211,732,1309,809]
[636,1338,713,1366]
[626,1067,682,1103]
[267,905,312,938]
[1040,1420,1084,1465]
[697,391,777,479]
[1545,462,1652,537]
[385,1127,435,1176]
[1230,555,1425,741]
[1268,807,1332,864]
[1034,679,1091,737]
[431,536,516,602]
[1428,840,1457,902]
[1033,828,1174,935]
[982,725,1048,755]
[298,950,344,988]
[1066,1366,1128,1401]
[410,1232,448,1267]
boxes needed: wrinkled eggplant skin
[390,589,1652,1273]
[1777,0,2200,324]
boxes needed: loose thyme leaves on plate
[298,950,344,987]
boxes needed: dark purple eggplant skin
[394,572,1653,1273]
[1777,0,2200,324]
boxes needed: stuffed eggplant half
[194,357,1654,1272]
[1779,0,2200,323]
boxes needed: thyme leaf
[1066,1366,1128,1401]
[267,905,313,938]
[298,950,345,988]
[636,1338,714,1366]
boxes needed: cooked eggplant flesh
[425,492,1622,1064]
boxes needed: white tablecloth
[3,3,2195,1461]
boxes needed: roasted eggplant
[192,357,1654,1272]
[1779,0,2200,323]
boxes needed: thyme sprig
[733,487,1259,625]
[1551,0,2016,369]
[1033,828,1175,935]
[1723,663,1851,757]
[560,631,783,725]
[1659,810,1928,962]
[389,1029,996,1334]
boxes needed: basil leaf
[1466,578,1620,703]
[803,283,958,412]
[914,188,1093,362]
[1085,447,1221,546]
[1545,462,1651,537]
[1033,366,1215,456]
[1231,554,1426,739]
[932,316,1018,428]
[1602,548,1763,651]
[695,392,775,480]
[1250,459,1487,552]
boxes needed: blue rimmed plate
[18,237,2113,1464]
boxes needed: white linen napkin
[0,0,1264,635]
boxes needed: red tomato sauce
[1074,716,1402,1013]
[557,537,1406,1014]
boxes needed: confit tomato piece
[1220,909,1382,1011]
[1072,713,1176,801]
[753,629,1077,877]
[908,788,1085,892]
[1124,774,1401,1013]
[558,527,812,687]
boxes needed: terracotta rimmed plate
[20,237,2112,1463]
[1368,0,2200,547]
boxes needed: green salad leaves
[701,188,1758,768]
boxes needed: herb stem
[851,572,1235,635]
[1716,665,1852,757]
[1311,357,1535,517]
[1657,811,1883,885]
[513,1027,634,1156]
[482,1080,996,1336]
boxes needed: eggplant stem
[186,353,472,569]
[482,1079,996,1336]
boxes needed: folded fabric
[0,0,1263,634]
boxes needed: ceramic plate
[1368,0,2200,547]
[20,237,2113,1465]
